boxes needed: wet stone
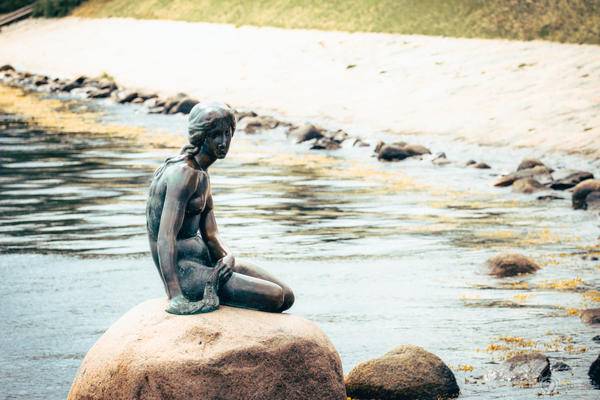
[345,345,459,400]
[487,253,540,277]
[551,361,571,372]
[580,308,600,325]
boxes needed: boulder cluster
[493,157,598,210]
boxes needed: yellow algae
[538,277,584,291]
[499,337,535,348]
[583,290,600,302]
[456,364,474,372]
[512,293,532,302]
[564,308,581,317]
[0,84,183,149]
[485,343,510,352]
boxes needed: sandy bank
[0,17,599,156]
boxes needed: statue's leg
[233,261,295,311]
[219,273,285,313]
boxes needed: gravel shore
[0,17,598,155]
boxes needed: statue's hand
[165,294,218,315]
[214,255,234,286]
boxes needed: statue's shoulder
[164,162,202,187]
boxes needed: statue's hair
[153,102,236,179]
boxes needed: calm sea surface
[1,97,599,399]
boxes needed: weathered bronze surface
[146,102,294,315]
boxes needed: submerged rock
[572,179,600,210]
[288,124,325,143]
[551,361,571,372]
[494,166,553,187]
[311,137,341,150]
[345,345,459,400]
[378,144,411,161]
[238,115,280,133]
[550,171,594,190]
[68,299,346,400]
[170,97,199,114]
[487,253,540,277]
[512,178,545,194]
[581,308,600,325]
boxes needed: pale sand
[0,17,599,156]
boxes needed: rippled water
[1,97,600,399]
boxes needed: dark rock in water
[289,124,325,143]
[487,253,540,277]
[88,88,113,99]
[494,166,553,187]
[581,308,600,325]
[345,345,459,400]
[551,361,571,372]
[0,64,15,72]
[311,137,341,150]
[593,335,600,343]
[32,75,48,86]
[239,115,280,133]
[572,179,600,210]
[67,299,346,400]
[537,194,564,201]
[162,93,187,113]
[500,352,551,385]
[512,178,545,194]
[61,76,88,92]
[474,162,491,169]
[170,97,199,114]
[432,152,451,166]
[330,130,349,144]
[378,144,411,161]
[550,171,594,190]
[517,158,547,171]
[466,159,477,166]
[113,90,138,104]
[590,354,600,388]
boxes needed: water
[1,96,599,399]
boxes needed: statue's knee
[280,287,295,312]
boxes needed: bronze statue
[146,102,294,315]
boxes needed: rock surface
[590,354,600,387]
[572,179,600,210]
[512,178,545,194]
[487,253,541,277]
[68,299,346,400]
[580,308,600,325]
[517,158,547,171]
[549,171,594,190]
[494,352,551,385]
[345,345,459,400]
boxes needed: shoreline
[0,17,598,157]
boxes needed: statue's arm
[157,167,197,299]
[200,192,235,270]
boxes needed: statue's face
[203,120,233,159]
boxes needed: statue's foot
[165,294,218,315]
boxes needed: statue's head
[188,102,236,159]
